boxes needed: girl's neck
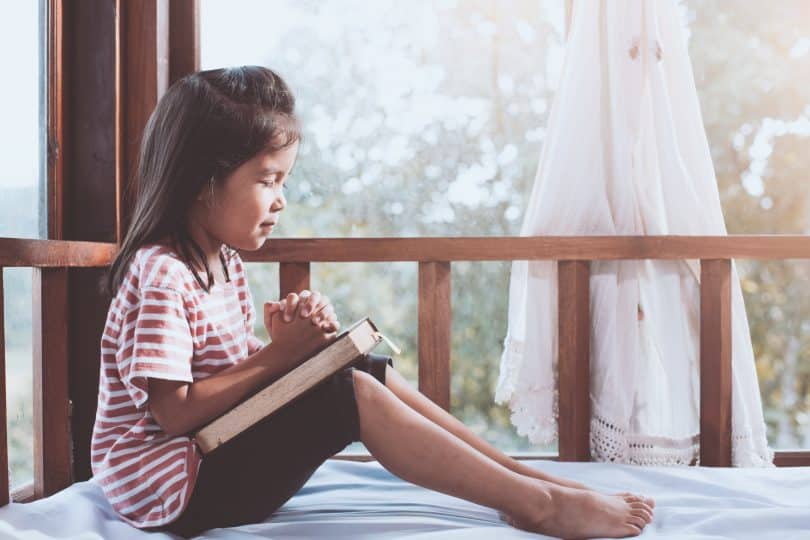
[160,227,228,286]
[185,215,224,270]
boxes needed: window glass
[206,0,810,452]
[0,0,46,488]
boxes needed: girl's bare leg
[383,365,655,507]
[352,369,652,538]
[381,365,593,491]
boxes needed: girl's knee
[352,368,387,403]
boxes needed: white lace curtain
[496,0,772,466]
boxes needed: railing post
[418,261,451,411]
[557,260,591,461]
[40,0,73,495]
[32,268,73,497]
[1,268,8,506]
[279,262,311,298]
[700,259,733,466]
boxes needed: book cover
[194,317,383,453]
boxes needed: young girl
[92,66,654,538]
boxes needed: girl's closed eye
[262,177,288,190]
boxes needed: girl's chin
[258,231,274,243]
[251,236,269,249]
[227,235,268,252]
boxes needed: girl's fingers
[310,304,335,326]
[274,290,337,327]
[319,311,340,331]
[321,319,340,332]
[308,294,328,314]
[320,318,339,333]
[300,291,320,317]
[264,301,282,330]
[284,293,299,322]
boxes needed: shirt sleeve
[117,286,194,409]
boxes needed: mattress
[0,459,808,539]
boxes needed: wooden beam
[114,0,123,245]
[700,259,732,467]
[120,0,170,239]
[418,261,451,411]
[33,268,73,496]
[279,262,311,298]
[47,0,66,241]
[0,238,116,267]
[169,0,199,84]
[241,236,810,264]
[5,236,810,268]
[64,0,119,243]
[557,260,591,461]
[774,451,810,467]
[10,482,36,503]
[61,0,120,483]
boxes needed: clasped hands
[263,290,340,344]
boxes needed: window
[204,0,565,453]
[0,0,47,487]
[686,0,810,448]
[203,0,810,451]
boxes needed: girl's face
[192,139,299,253]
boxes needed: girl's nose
[271,192,286,212]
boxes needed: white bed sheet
[1,460,808,539]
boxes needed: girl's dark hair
[102,66,299,297]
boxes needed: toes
[624,523,643,537]
[630,500,653,511]
[621,492,655,509]
[631,508,653,523]
[633,493,655,508]
[627,515,647,531]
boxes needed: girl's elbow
[150,406,175,435]
[147,378,191,436]
[149,401,187,437]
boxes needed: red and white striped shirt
[91,243,265,528]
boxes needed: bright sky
[0,1,41,189]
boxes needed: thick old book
[194,317,385,454]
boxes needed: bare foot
[505,485,654,539]
[616,492,656,509]
[518,464,656,510]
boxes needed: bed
[4,239,810,539]
[1,458,808,539]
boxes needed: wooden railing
[2,235,810,506]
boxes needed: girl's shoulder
[124,243,195,295]
[107,244,194,323]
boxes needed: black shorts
[150,353,393,538]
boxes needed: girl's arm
[148,312,333,437]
